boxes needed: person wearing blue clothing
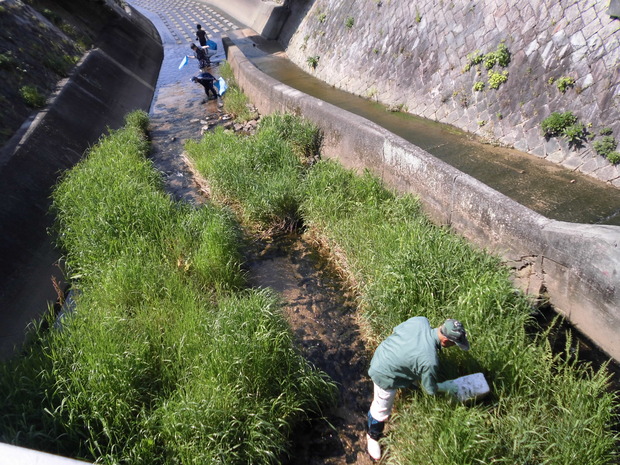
[191,72,219,102]
[366,317,470,461]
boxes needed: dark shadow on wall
[262,3,291,40]
[0,5,163,361]
[277,0,316,47]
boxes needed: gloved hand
[437,380,459,396]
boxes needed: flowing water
[228,33,620,226]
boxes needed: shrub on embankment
[186,111,620,464]
[0,111,336,464]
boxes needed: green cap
[441,319,470,351]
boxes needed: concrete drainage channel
[1,0,619,462]
[223,32,620,364]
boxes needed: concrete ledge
[0,442,90,465]
[207,0,289,39]
[225,41,620,362]
[0,5,163,360]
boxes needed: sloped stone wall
[282,0,620,187]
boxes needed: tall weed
[0,110,336,464]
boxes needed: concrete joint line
[449,173,461,225]
[94,48,156,91]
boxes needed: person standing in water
[195,24,208,47]
[188,43,209,71]
[191,72,219,102]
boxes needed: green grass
[186,112,320,232]
[0,110,336,464]
[219,61,258,122]
[19,85,46,108]
[186,112,620,465]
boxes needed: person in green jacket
[366,316,470,461]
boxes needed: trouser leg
[369,383,396,421]
[367,411,385,440]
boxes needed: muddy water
[245,235,373,465]
[234,41,620,226]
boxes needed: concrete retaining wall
[0,5,163,359]
[207,0,289,39]
[280,0,620,188]
[226,42,620,362]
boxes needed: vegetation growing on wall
[593,132,620,164]
[307,55,320,70]
[462,41,511,92]
[541,111,619,162]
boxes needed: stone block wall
[282,0,620,187]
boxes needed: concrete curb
[225,38,620,362]
[0,4,163,360]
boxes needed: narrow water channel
[232,37,620,226]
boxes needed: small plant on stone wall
[540,111,589,148]
[562,122,587,148]
[387,102,407,112]
[345,17,354,29]
[0,51,15,69]
[317,11,327,23]
[483,42,511,69]
[463,50,484,72]
[488,70,509,89]
[593,133,620,164]
[555,76,575,93]
[19,85,46,108]
[306,55,320,70]
[300,34,310,50]
[473,81,485,92]
[415,9,422,22]
[463,42,511,90]
[541,111,577,138]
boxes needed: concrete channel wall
[280,0,620,188]
[207,0,290,39]
[0,4,163,360]
[225,42,620,362]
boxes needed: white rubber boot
[367,434,381,461]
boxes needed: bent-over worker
[366,316,470,461]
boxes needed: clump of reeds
[0,110,337,464]
[186,112,620,465]
[185,112,321,233]
[218,61,258,122]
